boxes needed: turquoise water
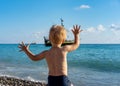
[0,44,120,86]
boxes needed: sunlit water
[0,44,120,86]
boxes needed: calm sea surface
[0,44,120,86]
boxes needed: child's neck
[52,43,62,48]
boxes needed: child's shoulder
[61,45,69,51]
[61,45,73,52]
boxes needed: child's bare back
[18,25,82,86]
[45,46,68,76]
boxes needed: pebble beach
[0,76,47,86]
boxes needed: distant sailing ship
[44,19,74,46]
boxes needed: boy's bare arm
[18,42,47,61]
[63,25,82,52]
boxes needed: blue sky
[0,0,120,44]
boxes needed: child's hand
[18,42,30,52]
[72,25,82,35]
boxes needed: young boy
[18,25,82,86]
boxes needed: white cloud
[81,24,120,44]
[87,27,96,32]
[80,5,90,9]
[110,24,120,36]
[97,24,105,31]
[110,24,116,28]
[32,31,49,43]
[75,4,91,10]
[110,24,120,31]
[86,24,105,32]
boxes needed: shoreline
[0,76,47,86]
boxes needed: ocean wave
[69,58,120,72]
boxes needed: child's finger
[18,45,21,48]
[19,49,23,52]
[22,41,25,46]
[71,29,74,34]
[26,43,30,48]
[18,43,23,47]
[79,25,81,29]
[76,25,78,29]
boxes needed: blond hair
[49,25,66,44]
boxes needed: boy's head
[49,25,66,45]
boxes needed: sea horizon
[1,43,120,45]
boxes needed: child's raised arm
[63,25,82,52]
[18,42,47,61]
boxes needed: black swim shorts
[48,75,73,86]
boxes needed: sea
[0,44,120,86]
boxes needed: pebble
[0,76,47,86]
